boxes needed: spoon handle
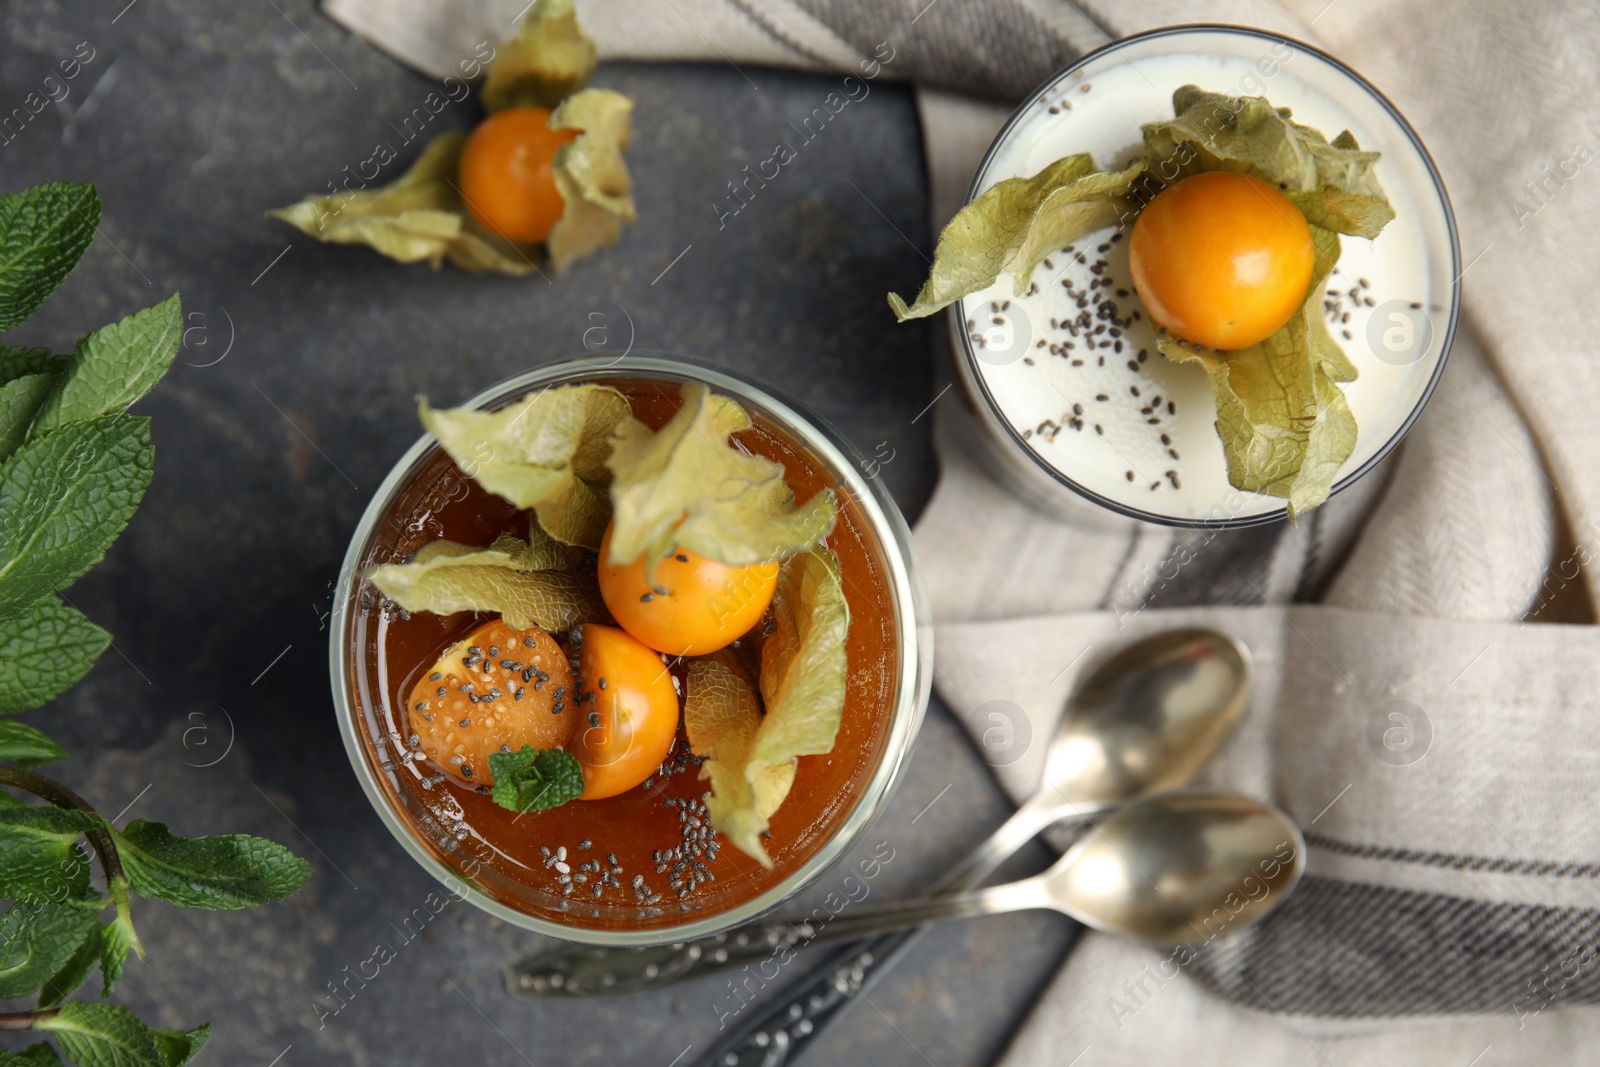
[773,880,1044,943]
[936,792,1085,892]
[505,798,1083,998]
[684,802,1082,1067]
[688,891,1057,1067]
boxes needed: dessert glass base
[330,355,930,945]
[954,25,1460,528]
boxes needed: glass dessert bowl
[330,355,930,945]
[940,25,1460,527]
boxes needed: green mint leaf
[97,907,135,999]
[0,414,154,615]
[0,346,61,384]
[0,720,67,768]
[0,182,99,333]
[887,155,1145,321]
[0,372,56,462]
[0,596,110,716]
[488,746,584,813]
[0,1044,65,1067]
[606,384,836,581]
[29,294,181,436]
[38,922,102,1008]
[36,1002,162,1067]
[112,820,311,910]
[418,384,630,549]
[0,806,97,903]
[0,901,98,999]
[149,1025,209,1067]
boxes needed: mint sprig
[0,183,98,334]
[0,599,108,717]
[0,903,98,1000]
[112,820,311,911]
[0,1043,65,1066]
[0,724,66,771]
[489,746,586,813]
[0,181,311,1064]
[29,295,181,436]
[0,415,154,615]
[36,1002,166,1067]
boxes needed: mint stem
[0,1008,58,1030]
[0,766,127,887]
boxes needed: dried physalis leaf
[605,383,835,582]
[269,0,633,274]
[1158,221,1356,518]
[420,384,631,549]
[683,659,794,868]
[266,133,544,276]
[367,519,607,631]
[479,0,597,113]
[547,89,637,274]
[888,155,1145,321]
[1142,85,1395,240]
[684,548,848,868]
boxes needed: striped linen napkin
[321,0,1600,1060]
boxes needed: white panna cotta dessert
[955,28,1457,525]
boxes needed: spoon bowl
[940,627,1250,887]
[1048,629,1251,808]
[1051,791,1303,942]
[684,791,1306,949]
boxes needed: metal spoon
[507,628,1250,996]
[692,793,1304,1067]
[692,792,1304,947]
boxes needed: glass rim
[953,22,1462,530]
[328,352,932,945]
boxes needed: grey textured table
[3,3,1073,1064]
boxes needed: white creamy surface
[961,45,1451,521]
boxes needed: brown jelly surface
[346,377,899,931]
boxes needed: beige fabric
[322,0,840,79]
[1004,931,1595,1067]
[321,0,1600,1059]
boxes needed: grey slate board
[1,2,1073,1064]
